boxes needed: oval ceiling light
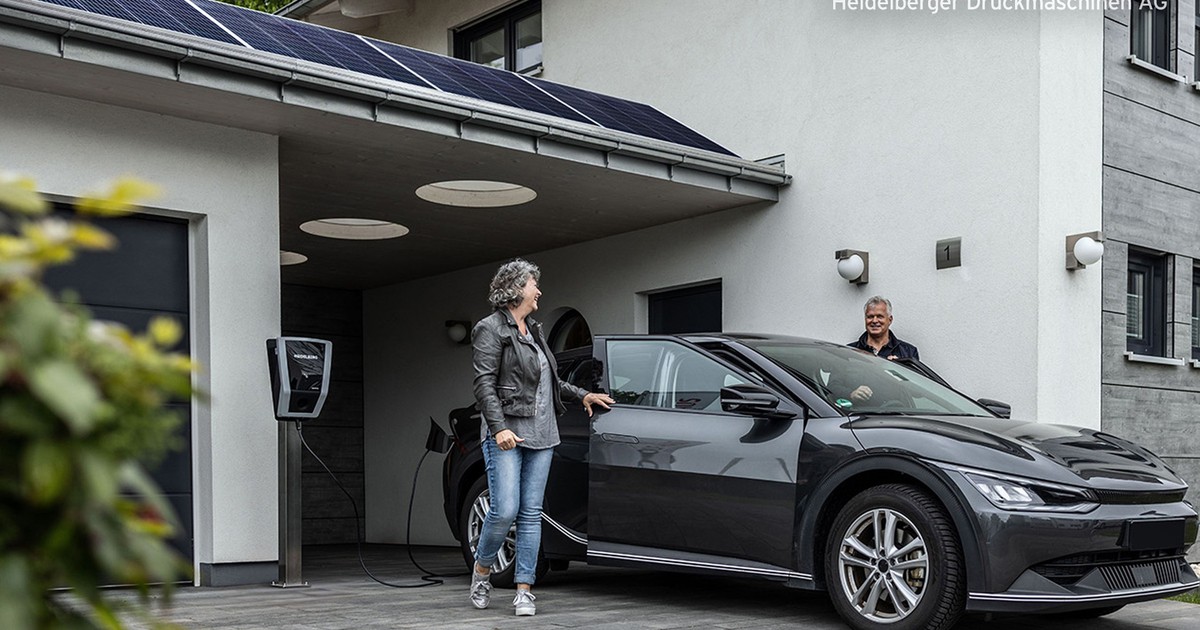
[299,218,410,240]
[280,250,308,266]
[415,180,537,207]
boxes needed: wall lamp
[835,249,869,284]
[1066,231,1104,271]
[445,320,472,345]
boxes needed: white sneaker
[513,589,536,616]
[469,569,491,609]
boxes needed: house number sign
[936,238,962,270]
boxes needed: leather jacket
[472,309,587,437]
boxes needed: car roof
[594,332,830,345]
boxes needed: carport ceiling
[278,132,769,289]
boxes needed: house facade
[1,0,1196,586]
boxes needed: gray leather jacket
[472,309,588,437]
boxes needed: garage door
[43,209,193,561]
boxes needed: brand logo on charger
[292,354,320,360]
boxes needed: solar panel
[369,40,592,124]
[33,0,735,156]
[40,0,241,46]
[532,78,735,156]
[198,0,426,86]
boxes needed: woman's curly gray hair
[487,258,540,309]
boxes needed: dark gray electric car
[443,334,1199,630]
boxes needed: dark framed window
[1131,0,1173,70]
[1126,249,1168,356]
[648,282,722,334]
[1195,3,1200,79]
[1192,267,1199,360]
[453,1,542,73]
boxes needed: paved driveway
[111,545,1199,629]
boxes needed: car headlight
[959,470,1098,513]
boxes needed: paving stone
[77,545,1200,629]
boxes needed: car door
[588,337,805,569]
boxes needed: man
[849,296,919,361]
[840,296,919,404]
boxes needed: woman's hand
[582,392,615,417]
[494,429,524,450]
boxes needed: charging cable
[295,422,468,587]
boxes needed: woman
[468,259,613,616]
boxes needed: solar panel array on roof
[34,0,735,156]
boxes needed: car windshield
[746,342,992,417]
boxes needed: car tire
[458,477,547,588]
[825,483,965,630]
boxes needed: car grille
[1093,489,1186,504]
[1098,559,1180,590]
[1032,549,1183,587]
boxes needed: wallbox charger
[267,337,332,420]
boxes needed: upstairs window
[454,1,542,73]
[1131,1,1173,71]
[1127,248,1168,356]
[1192,267,1199,360]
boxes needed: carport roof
[0,0,791,288]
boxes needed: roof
[0,0,791,288]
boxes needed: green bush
[0,173,193,629]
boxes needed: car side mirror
[721,383,796,419]
[977,398,1011,418]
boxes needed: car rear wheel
[458,477,546,588]
[825,484,965,630]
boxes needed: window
[1196,2,1200,79]
[1192,268,1199,360]
[1127,249,1168,356]
[648,282,722,334]
[606,340,746,412]
[1131,0,1173,70]
[454,1,542,73]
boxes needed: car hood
[849,414,1188,492]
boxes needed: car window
[607,340,747,412]
[747,342,990,417]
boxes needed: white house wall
[0,85,282,580]
[363,2,1105,544]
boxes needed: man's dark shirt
[849,331,920,360]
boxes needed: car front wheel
[825,484,965,630]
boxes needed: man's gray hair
[864,295,893,316]
[487,258,541,309]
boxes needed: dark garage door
[43,210,193,561]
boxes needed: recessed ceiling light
[280,250,308,266]
[300,218,410,240]
[415,180,537,207]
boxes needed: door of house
[648,282,721,334]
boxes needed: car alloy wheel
[836,507,928,622]
[465,485,516,576]
[826,484,964,630]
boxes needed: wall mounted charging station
[267,337,333,588]
[267,337,333,421]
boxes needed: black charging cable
[295,422,468,587]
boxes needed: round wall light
[300,218,409,240]
[1072,236,1104,266]
[280,250,308,266]
[415,180,537,207]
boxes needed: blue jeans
[474,437,554,585]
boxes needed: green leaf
[28,360,101,433]
[22,440,72,504]
[0,557,36,630]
